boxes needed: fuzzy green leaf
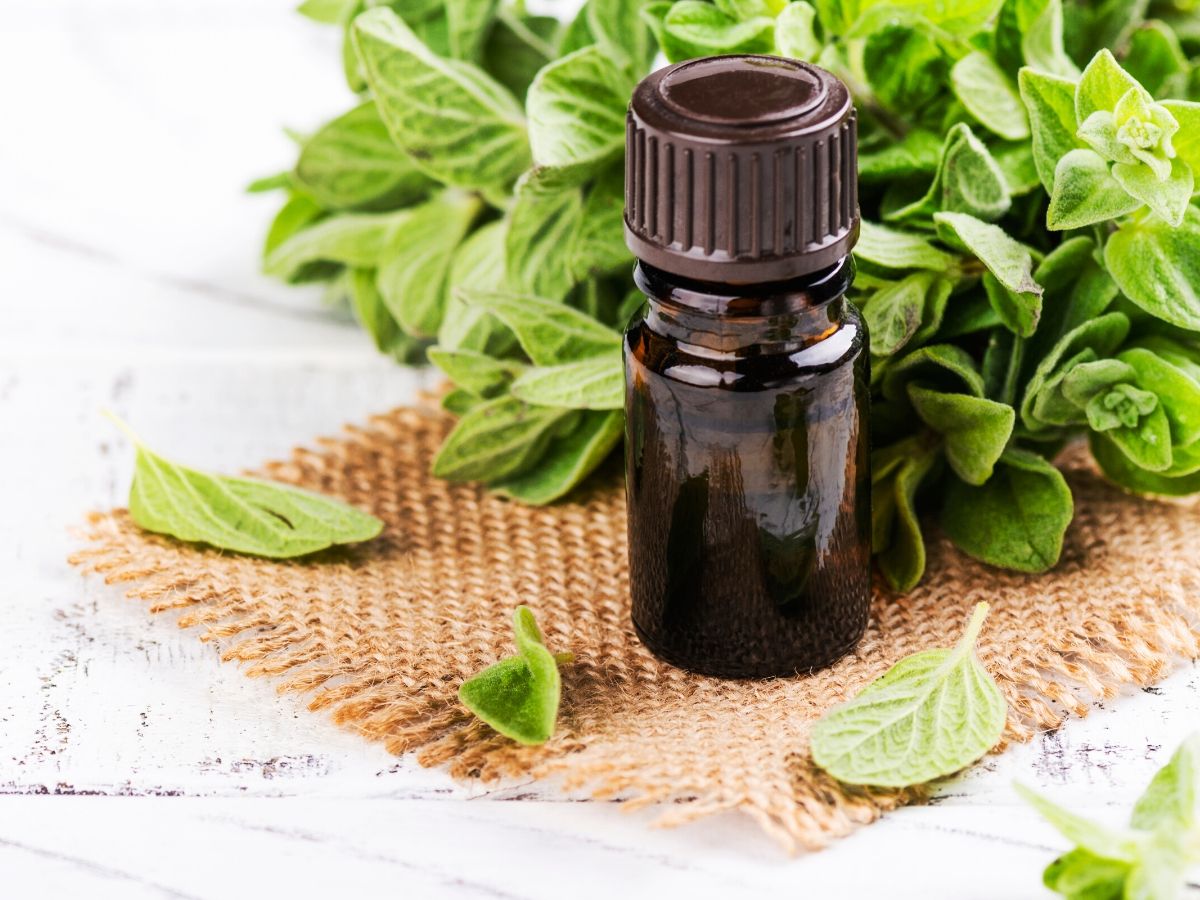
[482,11,557,102]
[952,52,1030,140]
[493,411,623,504]
[810,602,1006,787]
[1104,207,1200,332]
[1017,784,1143,862]
[294,102,435,210]
[1042,849,1131,899]
[444,0,499,60]
[1120,344,1200,447]
[660,1,775,61]
[587,0,655,71]
[460,291,621,366]
[940,448,1073,573]
[863,272,952,358]
[855,221,960,271]
[439,220,515,356]
[983,270,1042,338]
[506,172,586,300]
[1100,401,1173,471]
[1076,49,1142,123]
[1111,157,1194,227]
[526,45,633,186]
[934,212,1042,305]
[858,129,943,183]
[1027,237,1119,364]
[883,344,987,403]
[1131,734,1200,833]
[992,140,1042,195]
[427,348,525,398]
[112,416,382,558]
[262,193,323,264]
[510,352,624,410]
[887,125,1011,224]
[864,24,950,127]
[871,435,939,593]
[347,267,420,361]
[569,164,632,281]
[1092,431,1200,495]
[1124,21,1190,97]
[376,192,480,337]
[1018,68,1085,190]
[775,1,821,59]
[1021,312,1132,432]
[1047,148,1143,230]
[353,8,530,194]
[908,386,1016,486]
[1161,100,1200,173]
[432,395,576,482]
[264,210,405,279]
[1024,733,1200,900]
[298,0,357,25]
[458,606,569,745]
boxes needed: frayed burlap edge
[68,402,1200,852]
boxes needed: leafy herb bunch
[257,0,1200,591]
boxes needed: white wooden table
[2,3,1198,897]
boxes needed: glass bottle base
[631,616,867,679]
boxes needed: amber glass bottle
[623,55,870,678]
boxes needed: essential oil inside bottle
[622,55,871,678]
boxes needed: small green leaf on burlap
[459,606,573,745]
[108,414,382,559]
[810,602,1007,787]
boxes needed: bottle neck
[634,257,854,358]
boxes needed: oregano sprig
[255,0,1200,591]
[1019,733,1200,899]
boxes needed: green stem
[101,409,145,448]
[954,601,991,660]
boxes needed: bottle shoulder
[625,302,866,390]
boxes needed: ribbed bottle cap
[625,55,859,284]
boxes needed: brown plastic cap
[625,55,859,284]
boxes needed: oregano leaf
[110,414,383,559]
[1018,68,1084,190]
[951,51,1030,140]
[510,351,625,410]
[1104,207,1200,332]
[810,602,1007,787]
[907,386,1016,486]
[293,101,436,211]
[459,290,621,366]
[855,221,960,271]
[1076,48,1141,123]
[933,212,1042,303]
[1046,148,1143,230]
[353,8,531,194]
[458,606,572,745]
[1110,156,1194,228]
[376,192,481,337]
[1020,734,1200,900]
[940,448,1074,573]
[432,395,577,482]
[871,435,940,593]
[526,45,633,186]
[493,411,623,504]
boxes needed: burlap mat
[70,401,1200,851]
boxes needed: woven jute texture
[70,401,1200,851]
